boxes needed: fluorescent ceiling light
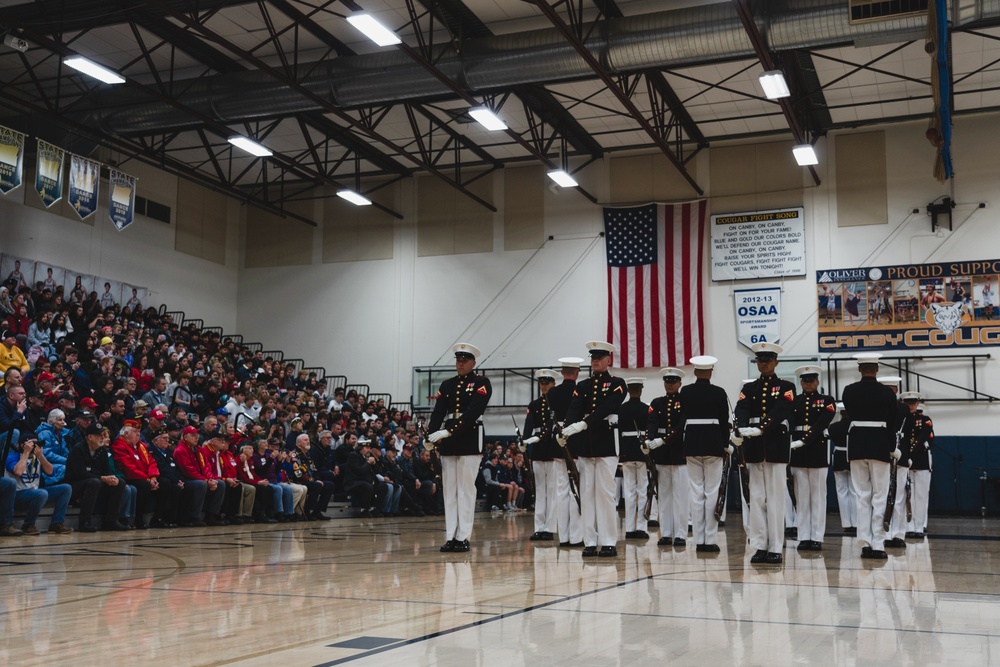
[468,107,508,131]
[758,70,790,99]
[346,13,401,47]
[228,135,273,157]
[792,144,818,166]
[337,189,373,206]
[547,169,578,188]
[63,56,125,84]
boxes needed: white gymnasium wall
[0,161,241,332]
[233,113,1000,435]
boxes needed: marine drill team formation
[429,341,932,562]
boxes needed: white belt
[850,421,886,429]
[794,426,811,433]
[686,419,719,425]
[656,428,667,434]
[749,418,761,424]
[620,431,640,437]
[834,446,847,452]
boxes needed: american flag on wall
[604,201,707,369]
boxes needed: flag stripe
[603,201,706,369]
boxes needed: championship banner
[711,207,806,281]
[108,168,137,231]
[734,287,781,350]
[816,260,1000,351]
[35,139,65,208]
[0,126,25,194]
[68,154,101,220]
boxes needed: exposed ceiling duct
[89,0,1000,135]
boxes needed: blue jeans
[15,484,72,525]
[383,483,402,513]
[0,477,15,525]
[271,482,294,514]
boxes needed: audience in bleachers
[0,275,537,536]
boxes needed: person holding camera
[4,431,73,534]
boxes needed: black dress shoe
[718,521,726,527]
[102,520,131,532]
[440,540,456,552]
[886,538,907,549]
[647,520,659,528]
[539,532,554,541]
[453,540,470,552]
[765,552,782,564]
[206,516,228,526]
[914,532,925,538]
[624,531,639,539]
[79,522,98,533]
[149,518,168,529]
[905,531,917,538]
[785,527,798,539]
[581,546,599,557]
[569,541,584,547]
[229,516,244,525]
[634,530,649,539]
[313,513,332,521]
[530,532,546,541]
[696,544,707,552]
[750,549,768,564]
[861,546,874,558]
[870,549,888,560]
[598,546,618,557]
[809,541,823,551]
[844,527,857,536]
[797,540,812,551]
[673,537,686,547]
[704,544,721,553]
[559,541,570,547]
[657,537,672,546]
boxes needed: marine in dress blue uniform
[426,343,492,553]
[522,369,563,541]
[788,365,836,551]
[647,367,688,546]
[617,378,650,540]
[547,356,583,546]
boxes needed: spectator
[481,452,512,511]
[382,446,424,517]
[64,421,128,532]
[111,420,172,530]
[26,312,54,359]
[341,436,387,518]
[236,443,275,523]
[4,431,73,535]
[0,330,29,386]
[38,409,71,486]
[251,439,296,522]
[0,473,20,536]
[146,431,187,528]
[284,433,334,520]
[172,425,226,526]
[141,376,168,409]
[207,435,255,524]
[0,383,27,446]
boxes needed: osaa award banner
[0,125,25,194]
[68,154,101,220]
[36,139,65,208]
[108,168,137,231]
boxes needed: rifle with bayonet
[552,415,582,512]
[639,419,658,520]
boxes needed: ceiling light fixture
[792,144,818,166]
[468,107,508,131]
[228,135,273,157]
[547,169,578,188]
[337,189,373,206]
[758,70,790,100]
[346,13,402,47]
[63,56,125,84]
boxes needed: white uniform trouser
[785,483,797,528]
[560,457,583,543]
[656,464,690,541]
[909,469,931,533]
[532,460,563,534]
[790,467,828,543]
[746,462,786,552]
[851,459,890,550]
[578,456,618,547]
[889,466,909,540]
[441,455,480,542]
[834,470,857,528]
[687,456,723,546]
[621,461,648,533]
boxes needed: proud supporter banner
[816,259,1000,351]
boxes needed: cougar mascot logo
[928,302,967,335]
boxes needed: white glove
[646,438,665,450]
[640,444,650,456]
[790,439,805,450]
[562,421,587,438]
[556,434,568,447]
[907,459,912,467]
[423,440,436,452]
[725,445,734,455]
[428,429,451,444]
[890,448,901,461]
[523,436,540,446]
[739,427,762,438]
[730,434,744,447]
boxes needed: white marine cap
[899,391,922,401]
[835,402,845,411]
[751,342,783,358]
[534,369,559,382]
[557,356,584,369]
[357,436,371,445]
[625,377,645,387]
[660,367,686,381]
[689,355,718,370]
[917,403,926,411]
[878,375,902,386]
[795,365,822,378]
[742,378,756,385]
[586,341,616,356]
[451,342,481,360]
[853,352,882,366]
